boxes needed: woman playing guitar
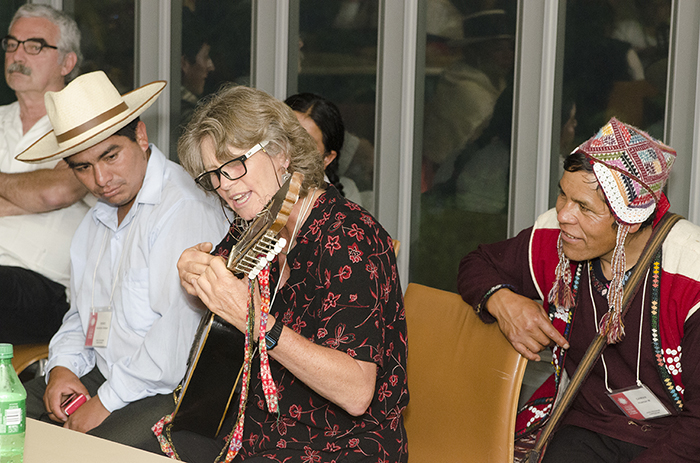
[151,85,407,463]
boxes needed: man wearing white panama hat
[18,70,227,448]
[0,4,89,346]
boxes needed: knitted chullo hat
[549,117,676,344]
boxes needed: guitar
[169,172,304,438]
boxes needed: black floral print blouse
[214,186,409,462]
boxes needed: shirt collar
[92,143,166,230]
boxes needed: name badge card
[608,384,671,420]
[85,307,112,348]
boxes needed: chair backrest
[392,239,401,257]
[12,343,49,376]
[403,283,527,463]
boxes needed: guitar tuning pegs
[248,258,268,280]
[266,238,287,261]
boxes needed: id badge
[608,383,671,420]
[85,306,112,348]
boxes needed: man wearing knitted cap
[17,70,226,448]
[459,117,700,462]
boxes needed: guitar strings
[236,232,279,274]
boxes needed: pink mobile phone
[61,393,87,415]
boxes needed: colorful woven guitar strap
[257,265,280,413]
[152,408,177,459]
[222,264,279,462]
[152,265,280,461]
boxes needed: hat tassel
[600,223,631,344]
[548,234,575,311]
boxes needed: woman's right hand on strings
[177,242,215,296]
[191,254,259,334]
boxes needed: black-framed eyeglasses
[2,36,58,55]
[195,141,270,191]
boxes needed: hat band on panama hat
[15,70,166,164]
[55,102,128,144]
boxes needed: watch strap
[265,317,284,351]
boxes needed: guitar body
[170,314,244,437]
[169,172,303,437]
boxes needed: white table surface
[24,418,172,462]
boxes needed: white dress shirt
[0,101,90,289]
[46,145,227,412]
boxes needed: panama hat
[16,70,166,163]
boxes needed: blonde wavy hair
[179,85,325,202]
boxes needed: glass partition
[176,1,252,134]
[411,1,517,292]
[294,0,379,213]
[560,0,671,147]
[67,0,135,94]
[546,0,671,209]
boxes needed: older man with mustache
[0,4,89,345]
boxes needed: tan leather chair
[12,343,49,376]
[392,239,401,257]
[403,283,527,463]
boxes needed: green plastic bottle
[0,344,26,463]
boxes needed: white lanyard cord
[90,227,110,310]
[89,212,138,311]
[588,261,650,392]
[636,271,650,388]
[269,188,316,310]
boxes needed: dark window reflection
[413,1,516,292]
[296,0,378,212]
[178,1,251,131]
[562,0,670,144]
[69,0,135,94]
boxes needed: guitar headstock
[226,171,304,278]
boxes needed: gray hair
[10,4,83,82]
[179,85,326,201]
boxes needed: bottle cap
[0,343,13,359]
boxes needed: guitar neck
[227,172,303,278]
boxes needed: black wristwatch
[265,317,284,351]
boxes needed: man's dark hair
[114,117,140,143]
[563,150,656,228]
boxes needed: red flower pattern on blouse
[219,187,407,463]
[302,447,322,463]
[378,383,392,402]
[322,292,341,312]
[348,223,365,241]
[348,243,363,263]
[325,235,341,255]
[337,265,352,282]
